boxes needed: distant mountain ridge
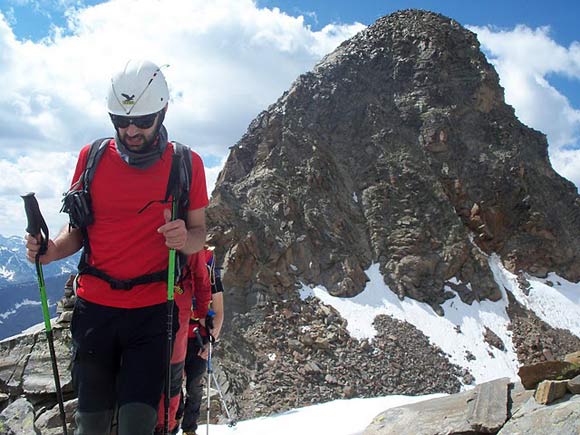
[0,274,69,340]
[0,234,78,285]
[0,234,78,339]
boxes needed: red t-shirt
[71,139,209,308]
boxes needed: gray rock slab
[1,328,73,399]
[21,330,72,395]
[34,398,77,435]
[0,335,36,391]
[466,377,509,432]
[0,397,38,435]
[568,375,580,394]
[364,378,511,435]
[508,383,534,417]
[498,394,580,435]
[363,391,477,435]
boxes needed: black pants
[180,339,207,432]
[71,297,178,435]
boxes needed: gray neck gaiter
[115,125,168,169]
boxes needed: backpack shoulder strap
[172,141,192,189]
[167,142,193,282]
[82,137,111,190]
[170,141,192,219]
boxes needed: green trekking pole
[163,198,177,435]
[21,192,68,435]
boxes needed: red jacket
[174,251,211,362]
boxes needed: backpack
[204,246,224,294]
[61,137,192,290]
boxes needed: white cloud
[469,24,580,187]
[550,148,580,187]
[0,151,78,236]
[0,0,365,236]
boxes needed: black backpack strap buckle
[109,279,134,290]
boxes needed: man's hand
[157,208,188,250]
[25,234,56,265]
[197,344,209,360]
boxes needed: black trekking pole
[204,310,220,435]
[21,193,68,435]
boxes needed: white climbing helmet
[107,59,169,116]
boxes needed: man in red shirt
[25,59,208,434]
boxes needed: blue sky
[261,0,580,41]
[6,1,579,43]
[4,0,579,107]
[0,0,579,237]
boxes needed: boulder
[363,378,510,434]
[534,380,568,405]
[498,395,580,435]
[564,351,580,365]
[0,398,37,435]
[34,399,77,435]
[518,361,580,389]
[568,375,580,395]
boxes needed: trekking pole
[210,371,237,427]
[21,193,68,435]
[206,335,213,435]
[201,309,214,435]
[163,197,177,435]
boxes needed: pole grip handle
[21,192,49,255]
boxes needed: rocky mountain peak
[207,8,580,315]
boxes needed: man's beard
[119,130,158,153]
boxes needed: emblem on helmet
[121,93,136,105]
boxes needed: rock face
[219,294,467,419]
[208,9,580,316]
[505,291,580,365]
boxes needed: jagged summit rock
[208,9,580,313]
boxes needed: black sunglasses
[110,112,159,129]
